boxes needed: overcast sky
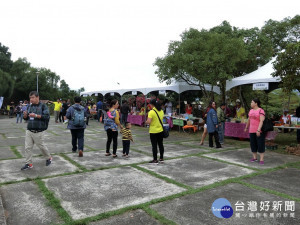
[1,0,299,92]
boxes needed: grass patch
[143,206,177,225]
[34,179,73,224]
[10,146,23,158]
[0,133,6,139]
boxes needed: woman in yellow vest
[145,99,165,164]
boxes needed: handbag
[260,109,274,133]
[153,109,169,138]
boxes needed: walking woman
[206,101,221,148]
[104,99,122,158]
[145,99,165,163]
[200,104,211,145]
[244,98,265,164]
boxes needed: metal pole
[179,93,181,132]
[36,72,39,93]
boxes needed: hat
[236,99,241,103]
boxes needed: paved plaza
[0,117,300,225]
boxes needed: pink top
[248,108,265,133]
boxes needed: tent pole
[144,94,147,127]
[179,93,181,132]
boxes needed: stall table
[225,122,249,139]
[127,114,145,126]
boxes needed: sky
[1,0,299,92]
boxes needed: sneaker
[159,159,164,163]
[21,163,33,170]
[259,161,264,165]
[149,160,158,164]
[79,150,83,157]
[250,158,258,162]
[46,157,52,166]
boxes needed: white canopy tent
[226,58,281,91]
[80,82,220,97]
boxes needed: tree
[0,43,13,73]
[154,27,248,102]
[0,69,14,97]
[272,42,300,110]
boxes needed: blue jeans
[218,122,225,143]
[16,113,23,123]
[70,129,84,151]
[122,140,130,155]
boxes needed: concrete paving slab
[15,142,73,157]
[0,194,6,225]
[179,141,236,150]
[0,182,63,225]
[139,156,254,188]
[151,183,300,225]
[0,155,79,184]
[134,143,209,158]
[204,149,300,169]
[44,167,186,220]
[89,209,162,225]
[69,150,152,169]
[0,147,16,159]
[244,168,300,198]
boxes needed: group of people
[199,98,266,164]
[15,90,300,170]
[20,91,166,170]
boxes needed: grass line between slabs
[200,155,261,171]
[47,131,60,136]
[143,206,177,225]
[132,165,193,191]
[59,153,88,172]
[0,133,6,139]
[34,179,73,224]
[236,180,300,202]
[10,146,23,158]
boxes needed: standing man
[217,103,226,145]
[96,99,103,122]
[65,96,87,157]
[21,91,52,170]
[49,99,62,123]
[120,100,131,125]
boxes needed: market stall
[224,122,250,139]
[127,114,145,126]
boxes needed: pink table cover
[127,114,145,126]
[225,122,250,138]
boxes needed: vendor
[279,110,291,133]
[234,99,245,119]
[185,102,193,115]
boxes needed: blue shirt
[96,101,103,111]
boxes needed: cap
[236,99,241,103]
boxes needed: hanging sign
[132,91,137,95]
[110,92,114,96]
[253,83,269,90]
[159,90,166,95]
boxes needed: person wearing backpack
[21,91,52,170]
[15,101,23,123]
[65,96,87,157]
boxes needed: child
[120,122,134,157]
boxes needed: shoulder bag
[153,109,169,138]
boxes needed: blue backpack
[72,105,85,127]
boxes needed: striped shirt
[120,128,133,141]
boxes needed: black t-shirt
[296,106,300,117]
[62,103,69,113]
[121,103,130,114]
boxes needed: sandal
[112,155,118,158]
[105,153,111,156]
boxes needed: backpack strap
[153,109,164,129]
